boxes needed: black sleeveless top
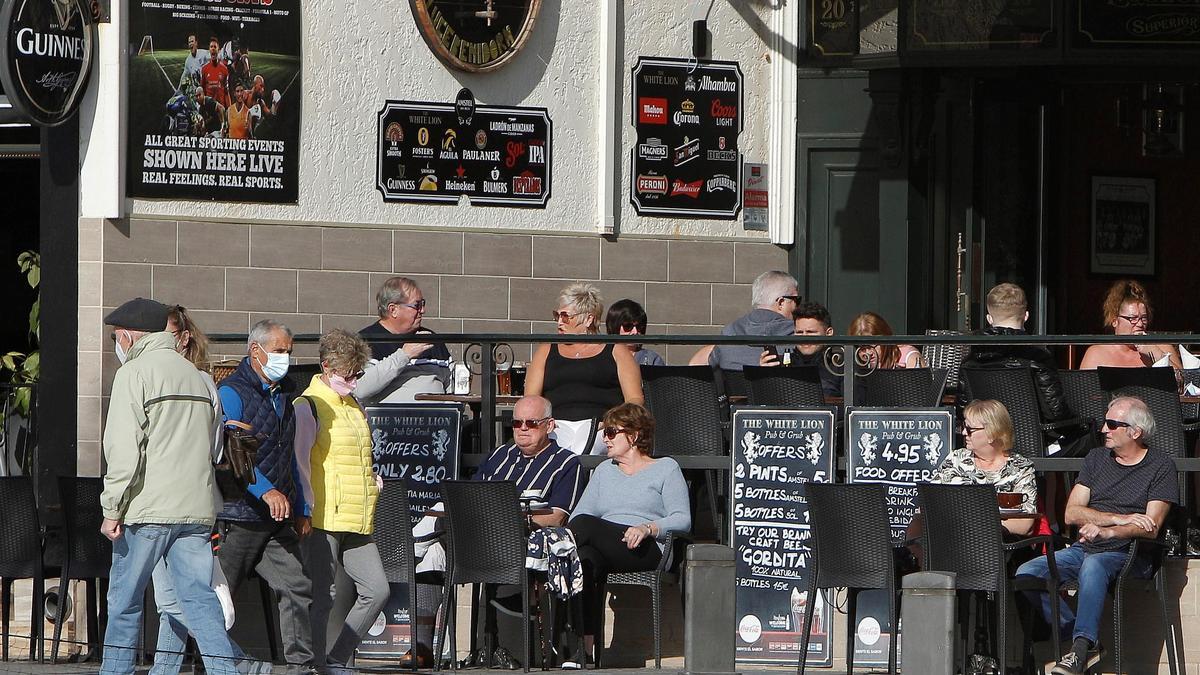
[542,343,622,421]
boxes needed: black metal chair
[593,532,691,669]
[436,480,530,673]
[859,367,949,407]
[641,366,727,539]
[375,480,420,665]
[962,367,1087,458]
[1059,369,1108,432]
[1104,533,1179,674]
[800,483,900,675]
[742,365,825,407]
[51,477,111,663]
[0,476,45,662]
[917,483,1059,675]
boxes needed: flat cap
[104,298,170,331]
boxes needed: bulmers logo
[639,97,667,125]
[670,179,702,198]
[636,174,667,195]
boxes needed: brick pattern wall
[77,217,789,474]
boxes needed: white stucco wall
[122,1,777,239]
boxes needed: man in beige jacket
[99,297,238,675]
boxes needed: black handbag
[215,419,260,500]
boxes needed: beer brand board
[376,92,551,207]
[360,404,460,659]
[844,407,954,668]
[365,404,461,522]
[126,0,302,202]
[731,407,835,666]
[0,0,95,126]
[630,56,743,219]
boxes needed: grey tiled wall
[77,217,790,472]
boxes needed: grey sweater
[571,457,692,547]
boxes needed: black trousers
[567,514,662,635]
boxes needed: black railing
[209,331,1200,472]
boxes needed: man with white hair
[356,276,451,403]
[692,270,801,370]
[1016,396,1178,675]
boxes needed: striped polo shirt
[475,440,586,515]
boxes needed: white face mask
[115,331,129,364]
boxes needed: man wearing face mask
[100,298,239,675]
[213,319,317,674]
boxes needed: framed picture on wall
[1090,176,1156,276]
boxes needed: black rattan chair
[51,477,111,662]
[375,480,420,665]
[436,480,530,673]
[1059,369,1108,432]
[0,477,45,662]
[923,330,970,393]
[962,368,1087,458]
[641,366,727,539]
[917,483,1059,675]
[742,365,825,407]
[1106,534,1179,674]
[800,483,899,675]
[859,368,949,407]
[593,532,691,669]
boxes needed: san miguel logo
[0,0,95,125]
[410,0,542,73]
[639,97,667,125]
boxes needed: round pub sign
[409,0,540,73]
[0,0,94,126]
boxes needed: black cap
[104,298,170,331]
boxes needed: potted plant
[1,250,39,476]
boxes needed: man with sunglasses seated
[1015,396,1177,675]
[356,276,452,403]
[405,395,586,667]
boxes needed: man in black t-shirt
[1016,396,1177,675]
[355,276,453,403]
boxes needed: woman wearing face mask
[293,329,388,671]
[149,306,242,674]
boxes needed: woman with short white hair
[525,282,644,454]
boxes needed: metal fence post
[681,544,739,675]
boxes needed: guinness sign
[410,0,540,73]
[0,0,94,126]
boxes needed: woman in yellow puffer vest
[294,329,388,670]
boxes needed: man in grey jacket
[99,298,238,675]
[355,276,453,403]
[691,270,801,370]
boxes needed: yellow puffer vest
[299,375,378,534]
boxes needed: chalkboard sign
[629,56,744,219]
[1077,1,1200,48]
[845,407,953,668]
[359,404,460,660]
[731,407,835,666]
[366,404,462,522]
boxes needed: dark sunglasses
[778,295,802,303]
[332,369,365,380]
[619,322,641,332]
[1103,418,1133,430]
[394,299,427,311]
[961,424,984,435]
[602,426,627,440]
[511,417,549,429]
[551,310,580,322]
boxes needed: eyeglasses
[602,426,627,440]
[961,424,984,436]
[551,310,581,323]
[394,299,426,311]
[333,370,365,381]
[619,322,641,333]
[511,417,549,429]
[1103,418,1133,430]
[778,295,802,304]
[1117,314,1149,325]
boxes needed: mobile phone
[761,345,778,357]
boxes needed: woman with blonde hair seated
[525,282,643,454]
[847,311,925,369]
[1080,279,1181,369]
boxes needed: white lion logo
[431,429,451,462]
[858,432,878,465]
[804,432,824,465]
[923,433,943,464]
[741,431,762,464]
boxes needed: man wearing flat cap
[99,297,239,675]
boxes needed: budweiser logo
[670,179,702,198]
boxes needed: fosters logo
[639,97,667,125]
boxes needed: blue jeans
[150,558,253,674]
[1015,544,1151,645]
[100,523,237,675]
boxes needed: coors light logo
[1,0,94,125]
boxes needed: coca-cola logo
[0,0,94,126]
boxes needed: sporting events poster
[126,0,301,202]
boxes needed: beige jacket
[101,332,220,525]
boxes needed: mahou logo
[638,97,667,125]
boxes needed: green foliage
[2,251,39,416]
